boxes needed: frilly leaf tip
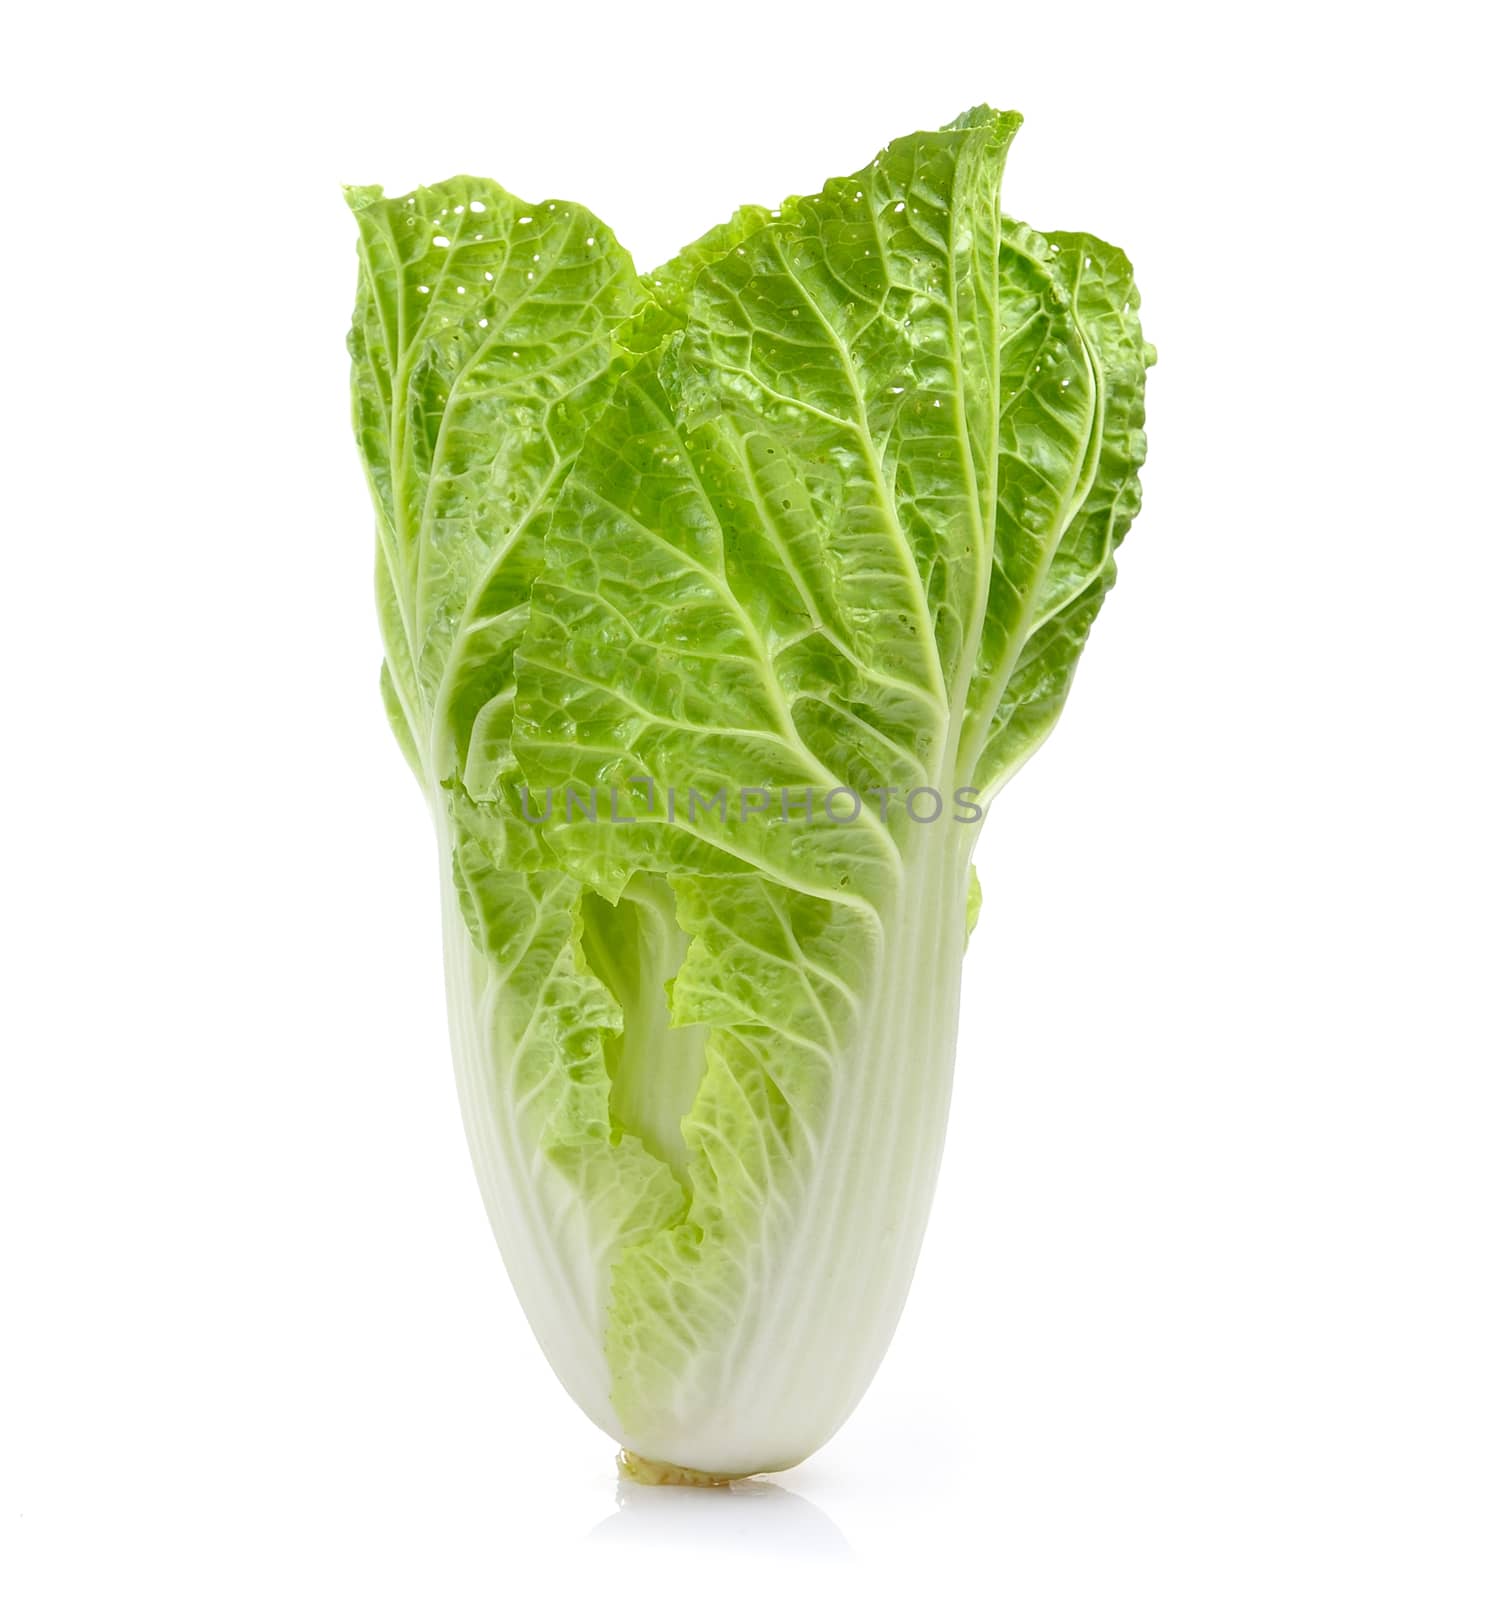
[945,103,1024,135]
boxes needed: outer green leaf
[346,177,642,791]
[516,110,1025,1472]
[348,178,689,1438]
[970,231,1154,790]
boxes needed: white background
[3,2,1491,1594]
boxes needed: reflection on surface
[590,1475,852,1561]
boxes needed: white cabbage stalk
[440,809,971,1474]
